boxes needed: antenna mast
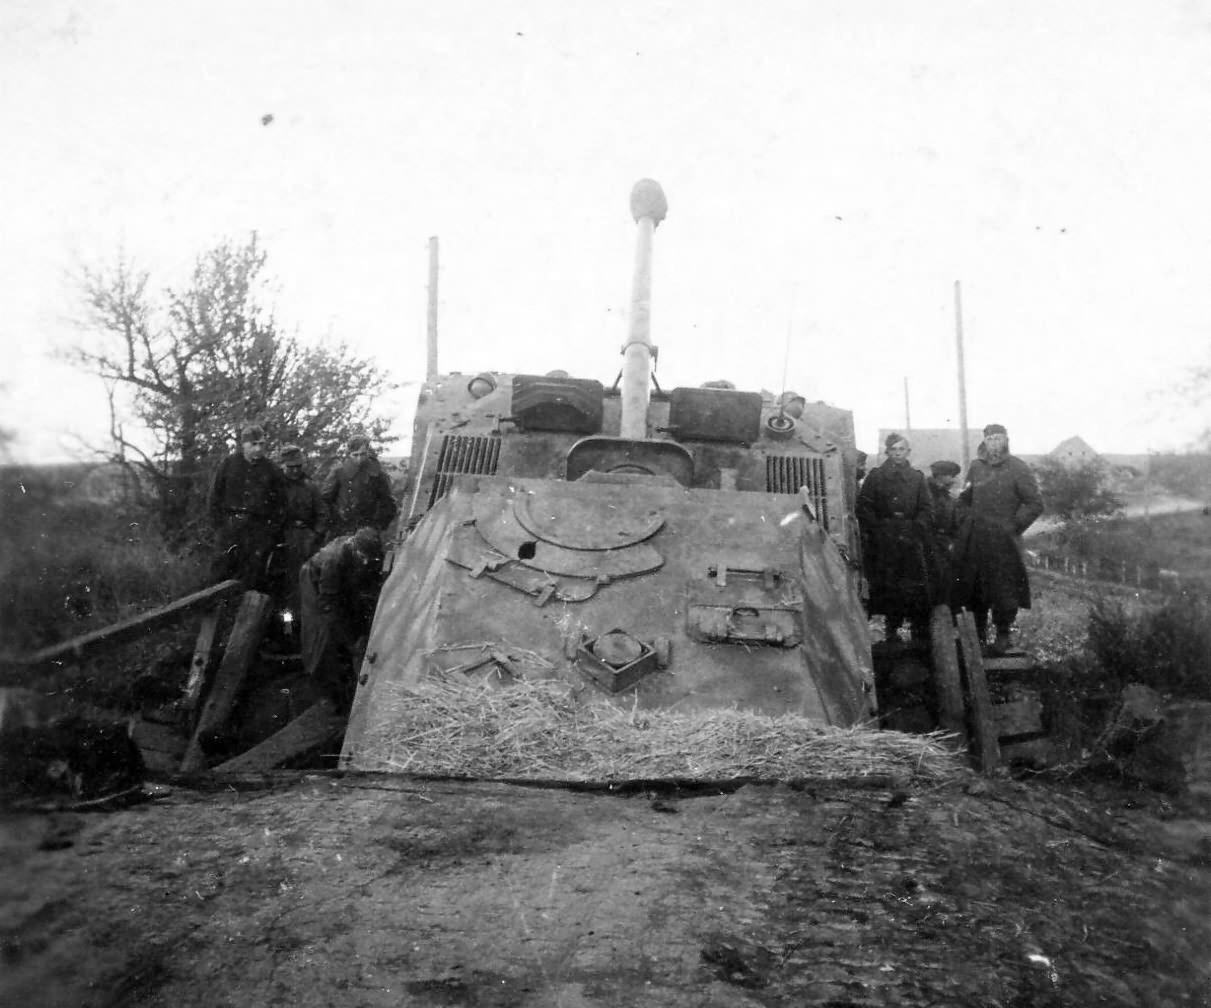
[426,237,439,382]
[954,280,970,471]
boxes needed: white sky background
[3,0,1210,462]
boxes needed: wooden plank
[956,610,1000,773]
[212,700,345,774]
[182,606,226,722]
[981,654,1036,675]
[179,591,272,774]
[1,580,244,684]
[928,605,967,747]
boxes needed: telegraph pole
[426,236,439,382]
[954,280,970,472]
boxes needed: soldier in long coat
[857,433,934,641]
[926,459,962,607]
[207,424,287,593]
[952,424,1044,652]
[321,435,398,540]
[277,444,328,622]
[299,527,384,710]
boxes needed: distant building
[1049,435,1100,468]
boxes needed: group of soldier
[857,422,1044,653]
[206,424,399,708]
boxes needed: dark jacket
[927,478,960,605]
[321,455,398,537]
[301,536,381,629]
[952,453,1044,613]
[283,473,328,538]
[856,459,934,618]
[207,453,287,529]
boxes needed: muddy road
[3,773,1209,1007]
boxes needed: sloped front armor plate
[470,487,664,580]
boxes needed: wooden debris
[1,580,243,685]
[928,605,967,747]
[212,699,345,774]
[182,605,227,721]
[956,610,1001,773]
[180,591,272,774]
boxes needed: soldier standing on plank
[277,444,328,625]
[857,433,934,642]
[926,459,962,608]
[951,423,1044,653]
[207,424,287,593]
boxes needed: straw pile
[360,673,965,784]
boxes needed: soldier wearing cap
[277,444,328,621]
[952,424,1044,652]
[206,424,287,592]
[321,435,398,541]
[926,460,962,606]
[857,433,935,641]
[299,527,384,709]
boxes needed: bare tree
[68,235,395,544]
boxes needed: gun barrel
[620,179,667,440]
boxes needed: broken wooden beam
[928,604,967,748]
[956,610,1001,773]
[211,699,345,774]
[181,604,227,723]
[1,580,244,686]
[179,591,272,774]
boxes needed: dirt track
[3,773,1209,1007]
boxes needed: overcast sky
[3,0,1210,462]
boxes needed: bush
[1086,594,1211,701]
[0,468,207,655]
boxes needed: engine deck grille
[766,455,830,529]
[427,435,501,509]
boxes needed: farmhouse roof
[1049,435,1101,461]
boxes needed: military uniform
[207,449,287,592]
[321,450,398,540]
[278,455,328,618]
[952,441,1043,646]
[299,530,383,709]
[857,455,934,636]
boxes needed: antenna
[778,286,797,418]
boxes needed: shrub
[1086,594,1211,701]
[0,468,207,655]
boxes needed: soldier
[952,423,1044,652]
[926,459,962,608]
[299,527,384,710]
[277,444,327,624]
[857,433,934,642]
[321,435,398,540]
[207,424,287,593]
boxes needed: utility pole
[903,376,912,430]
[426,236,439,382]
[954,280,970,472]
